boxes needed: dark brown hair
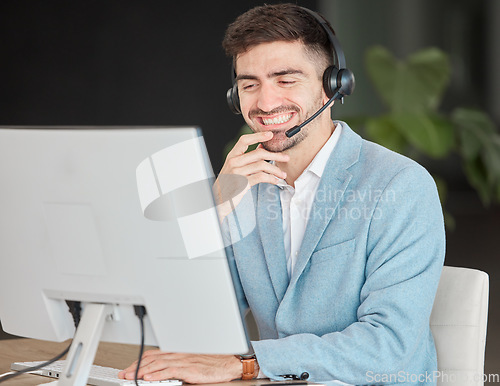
[222,3,334,72]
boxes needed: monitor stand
[42,303,118,386]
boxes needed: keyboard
[11,360,183,385]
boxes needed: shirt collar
[307,122,342,178]
[274,121,343,189]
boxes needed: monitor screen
[0,126,248,355]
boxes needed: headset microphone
[285,67,354,138]
[285,96,335,138]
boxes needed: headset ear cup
[323,66,355,101]
[337,68,355,98]
[322,65,339,99]
[226,84,241,114]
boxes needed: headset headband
[299,7,346,69]
[230,8,344,83]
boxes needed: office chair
[430,266,489,386]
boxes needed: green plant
[349,46,500,208]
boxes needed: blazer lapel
[257,183,289,303]
[289,123,362,289]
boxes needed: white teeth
[262,113,293,126]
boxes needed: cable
[0,342,71,383]
[65,300,82,328]
[0,301,80,383]
[133,305,147,386]
[0,372,16,379]
[2,304,145,384]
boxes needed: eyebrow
[235,68,305,82]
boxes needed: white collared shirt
[275,123,342,278]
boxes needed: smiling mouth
[261,112,294,126]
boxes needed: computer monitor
[0,126,249,376]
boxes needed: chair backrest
[430,266,489,386]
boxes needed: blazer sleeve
[251,165,446,384]
[221,216,250,317]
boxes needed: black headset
[226,6,355,120]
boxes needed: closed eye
[242,83,257,90]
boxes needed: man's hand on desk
[118,350,243,383]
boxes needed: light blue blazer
[222,122,446,385]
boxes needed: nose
[256,81,283,113]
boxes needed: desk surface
[0,338,265,386]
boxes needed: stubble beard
[261,127,306,153]
[256,93,325,153]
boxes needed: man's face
[235,41,328,152]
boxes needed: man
[119,4,445,384]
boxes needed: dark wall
[0,0,316,173]
[0,0,317,340]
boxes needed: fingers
[220,131,290,188]
[236,160,286,181]
[125,358,177,381]
[119,353,239,383]
[230,147,290,169]
[120,352,193,380]
[247,171,285,186]
[118,350,164,379]
[227,131,273,158]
